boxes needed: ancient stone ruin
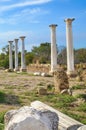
[54,68,69,93]
[4,105,58,130]
[8,36,26,72]
[4,101,86,130]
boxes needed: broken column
[4,106,58,130]
[64,18,75,75]
[49,24,57,73]
[14,39,19,71]
[20,36,26,72]
[8,41,13,71]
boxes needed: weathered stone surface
[76,76,82,82]
[5,69,14,72]
[4,110,17,127]
[64,18,75,75]
[34,72,41,76]
[60,88,72,95]
[77,125,86,130]
[5,106,58,130]
[81,70,86,81]
[31,101,83,130]
[38,87,47,95]
[54,69,69,93]
[28,64,50,73]
[41,72,47,77]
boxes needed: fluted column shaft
[14,39,19,71]
[64,18,75,74]
[8,41,13,70]
[49,24,57,72]
[20,36,26,71]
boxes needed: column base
[14,68,19,72]
[49,70,54,75]
[20,68,27,72]
[49,66,62,75]
[8,69,14,72]
[67,71,77,77]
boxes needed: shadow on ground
[0,91,20,105]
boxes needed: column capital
[20,36,26,41]
[14,39,19,43]
[8,41,13,44]
[64,18,75,23]
[49,24,58,28]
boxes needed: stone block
[31,101,83,130]
[4,106,58,130]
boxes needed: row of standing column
[8,36,26,72]
[8,18,75,74]
[49,18,75,75]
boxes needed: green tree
[25,52,35,65]
[74,48,86,64]
[57,46,67,64]
[0,45,15,68]
[31,42,51,63]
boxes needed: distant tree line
[0,42,86,68]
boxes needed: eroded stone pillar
[64,18,75,75]
[49,24,57,73]
[14,39,19,71]
[20,36,26,72]
[8,41,13,71]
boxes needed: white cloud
[21,8,49,15]
[0,7,49,24]
[0,30,30,48]
[0,18,6,24]
[0,31,30,40]
[0,0,52,12]
[0,30,37,51]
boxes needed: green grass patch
[37,82,45,86]
[62,110,86,124]
[47,84,54,92]
[51,95,76,108]
[17,72,28,75]
[76,94,86,101]
[78,103,86,112]
[0,111,6,130]
[21,89,76,109]
[0,91,21,105]
[0,91,6,103]
[0,111,6,124]
[0,123,4,130]
[72,85,86,90]
[4,85,14,89]
[1,86,86,126]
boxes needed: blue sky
[0,0,86,52]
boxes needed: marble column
[14,39,19,71]
[49,24,57,72]
[20,36,26,72]
[64,18,75,75]
[8,41,13,71]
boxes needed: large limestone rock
[5,106,58,130]
[77,125,86,130]
[34,72,41,76]
[54,69,69,93]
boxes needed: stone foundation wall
[27,64,50,73]
[27,63,86,73]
